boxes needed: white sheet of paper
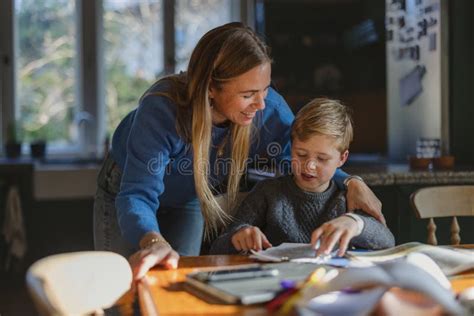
[249,243,317,262]
[249,243,359,268]
[298,287,387,316]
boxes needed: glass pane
[176,0,233,72]
[14,0,77,145]
[103,0,164,136]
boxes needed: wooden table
[123,254,474,316]
[138,255,266,315]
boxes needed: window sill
[33,164,100,200]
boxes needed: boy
[210,98,394,256]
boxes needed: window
[1,0,245,158]
[175,0,233,72]
[14,0,78,147]
[103,0,164,136]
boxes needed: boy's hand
[311,216,359,257]
[231,226,272,251]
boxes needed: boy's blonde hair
[291,98,353,152]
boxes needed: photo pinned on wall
[429,33,437,51]
[417,19,428,39]
[423,2,440,14]
[388,0,406,12]
[399,65,426,107]
[398,16,406,28]
[393,45,419,61]
[399,33,414,43]
[417,17,437,40]
[386,29,393,42]
[386,16,395,25]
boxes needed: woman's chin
[234,118,253,126]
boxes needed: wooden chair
[410,185,474,245]
[26,251,132,315]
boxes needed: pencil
[278,267,327,314]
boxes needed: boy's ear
[338,150,349,167]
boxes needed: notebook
[185,262,326,305]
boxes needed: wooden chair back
[410,185,474,245]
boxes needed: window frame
[1,0,252,158]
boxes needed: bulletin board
[385,0,448,160]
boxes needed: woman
[94,22,384,280]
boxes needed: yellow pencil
[279,267,327,314]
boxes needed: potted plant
[30,139,47,159]
[30,128,47,159]
[4,121,22,159]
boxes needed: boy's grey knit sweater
[210,175,395,254]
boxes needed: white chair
[26,251,132,316]
[410,185,474,245]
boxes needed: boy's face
[291,134,348,193]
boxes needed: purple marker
[280,279,297,290]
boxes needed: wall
[450,1,474,164]
[0,165,94,269]
[263,0,387,154]
[386,0,447,160]
[0,1,15,146]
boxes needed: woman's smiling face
[209,62,271,126]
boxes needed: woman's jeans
[93,155,204,258]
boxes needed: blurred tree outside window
[104,0,234,135]
[175,0,233,72]
[14,0,77,145]
[10,0,236,154]
[103,0,164,136]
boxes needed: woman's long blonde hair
[156,23,271,238]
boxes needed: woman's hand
[346,178,386,225]
[231,226,272,251]
[311,216,359,257]
[129,234,179,280]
